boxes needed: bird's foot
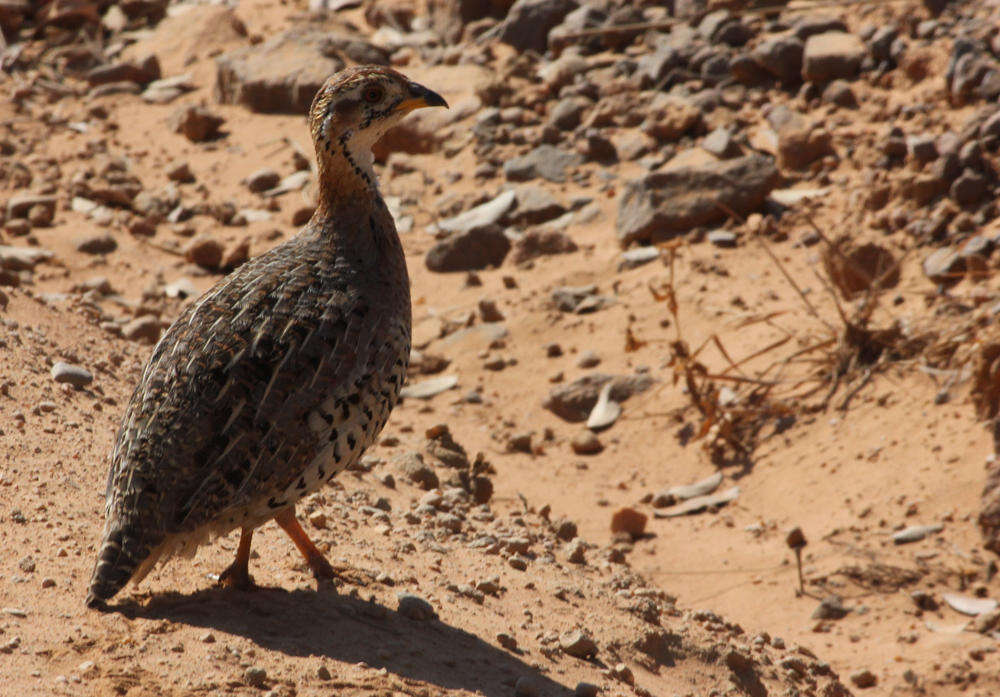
[307,553,338,583]
[217,563,257,591]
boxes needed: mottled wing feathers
[105,230,383,534]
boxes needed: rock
[802,32,867,82]
[973,609,1000,634]
[812,596,849,620]
[27,205,53,227]
[400,375,458,399]
[822,79,858,108]
[169,105,224,142]
[571,431,603,455]
[850,670,877,689]
[610,507,647,538]
[496,0,577,53]
[654,472,724,506]
[922,248,964,285]
[428,0,505,44]
[707,229,737,248]
[51,362,93,388]
[397,592,436,620]
[121,316,162,344]
[641,96,703,142]
[618,247,660,271]
[616,155,778,245]
[942,593,998,616]
[184,236,224,270]
[565,539,587,564]
[76,234,117,255]
[85,57,160,86]
[504,145,582,183]
[980,456,1000,554]
[7,194,57,220]
[951,170,988,206]
[892,523,943,544]
[221,240,250,271]
[394,452,439,490]
[753,36,805,83]
[215,29,349,114]
[511,230,577,264]
[0,247,50,272]
[560,630,597,659]
[243,667,267,688]
[426,226,510,272]
[509,186,566,226]
[246,168,281,193]
[585,382,619,430]
[702,128,741,158]
[439,190,516,234]
[574,683,599,697]
[166,160,195,183]
[547,97,589,131]
[544,373,654,422]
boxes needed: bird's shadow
[111,585,574,697]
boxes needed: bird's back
[87,206,410,604]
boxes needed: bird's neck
[314,132,381,217]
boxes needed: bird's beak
[395,82,449,114]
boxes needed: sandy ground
[3,0,1000,695]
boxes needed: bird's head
[309,66,448,187]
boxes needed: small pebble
[51,362,93,388]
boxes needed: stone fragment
[802,32,867,82]
[504,145,582,183]
[496,0,577,53]
[511,230,577,264]
[184,236,224,270]
[51,362,93,387]
[438,190,516,234]
[394,452,439,490]
[850,670,877,689]
[570,431,603,455]
[169,105,224,142]
[616,155,778,245]
[753,36,805,83]
[215,29,352,113]
[544,373,654,422]
[397,592,436,620]
[922,248,964,285]
[560,630,597,659]
[425,226,510,272]
[246,168,281,193]
[77,235,117,255]
[122,316,162,344]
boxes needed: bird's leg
[217,527,257,590]
[274,507,337,581]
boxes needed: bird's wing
[106,239,389,533]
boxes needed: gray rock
[707,229,737,247]
[702,128,741,158]
[922,248,964,285]
[802,32,867,82]
[243,667,267,688]
[394,451,440,490]
[397,592,436,621]
[504,145,582,183]
[892,523,944,544]
[122,316,162,344]
[166,160,195,183]
[547,97,588,131]
[51,362,93,387]
[574,682,599,697]
[616,154,778,245]
[497,0,578,53]
[618,246,660,271]
[792,15,847,40]
[425,225,510,272]
[752,35,805,83]
[544,373,654,422]
[812,595,849,620]
[511,230,577,264]
[215,29,348,114]
[822,79,858,107]
[560,630,597,659]
[7,194,57,220]
[85,57,160,86]
[508,186,566,226]
[951,170,988,205]
[0,245,53,271]
[184,236,224,270]
[438,190,516,234]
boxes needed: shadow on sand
[111,584,574,697]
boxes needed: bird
[86,66,448,609]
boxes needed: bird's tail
[85,521,156,609]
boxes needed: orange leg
[274,507,336,581]
[218,527,257,590]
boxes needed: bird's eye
[363,87,383,103]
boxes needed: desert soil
[3,0,1000,696]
